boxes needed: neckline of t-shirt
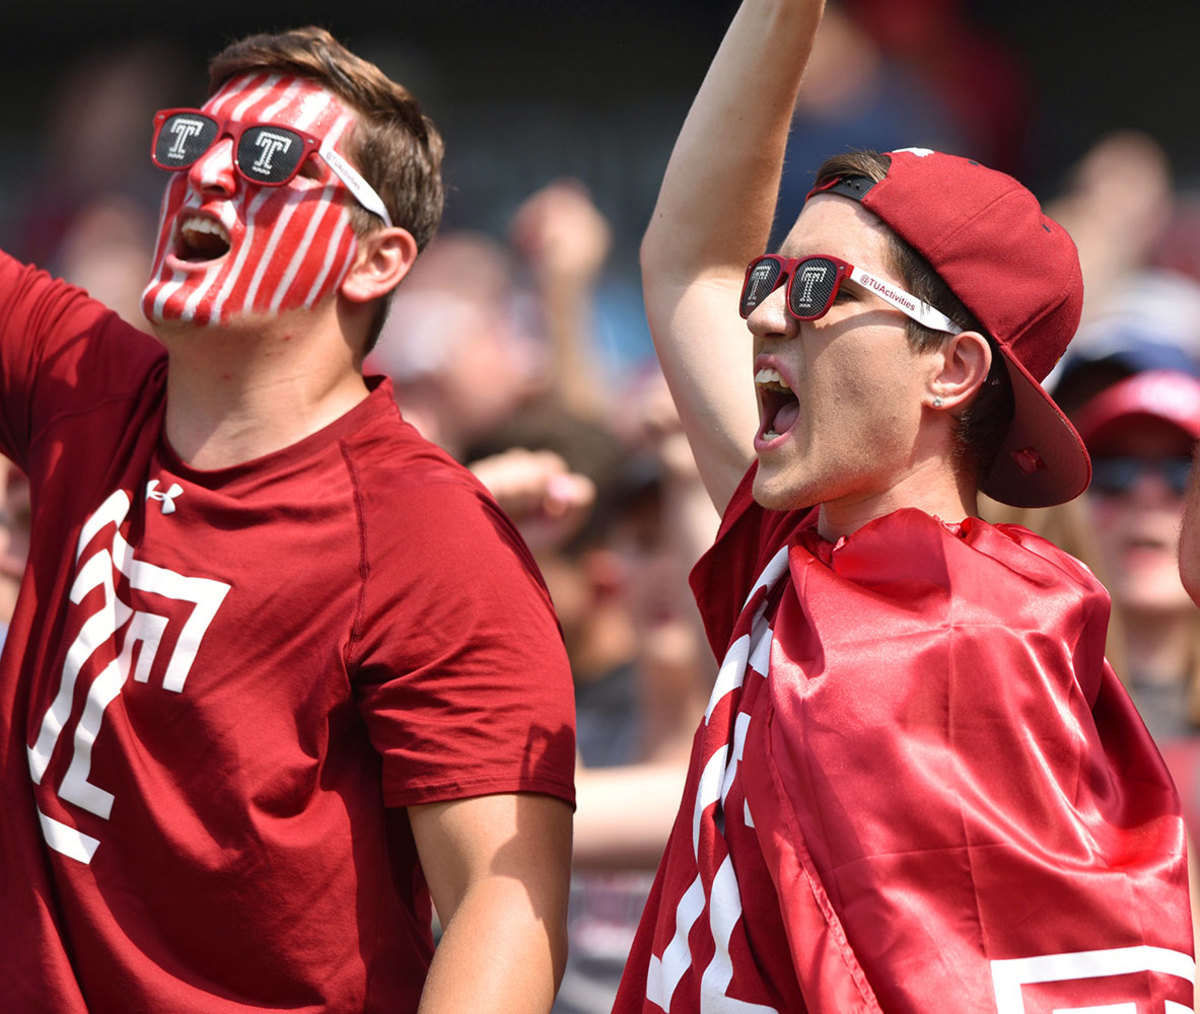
[158,375,395,488]
[796,506,971,563]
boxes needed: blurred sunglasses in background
[1089,456,1193,497]
[151,108,393,227]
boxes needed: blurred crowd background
[4,0,1200,1010]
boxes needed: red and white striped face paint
[141,73,362,327]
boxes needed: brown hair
[209,27,444,248]
[208,27,445,352]
[812,149,1014,486]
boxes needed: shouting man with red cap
[614,1,1195,1011]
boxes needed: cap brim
[982,351,1092,509]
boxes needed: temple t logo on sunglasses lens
[739,253,961,335]
[151,109,394,227]
[248,130,296,182]
[794,262,836,315]
[164,116,213,162]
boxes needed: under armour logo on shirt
[146,480,183,515]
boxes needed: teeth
[755,367,788,389]
[181,217,229,242]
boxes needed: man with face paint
[0,27,575,1014]
[611,0,1194,1011]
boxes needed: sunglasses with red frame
[739,253,961,334]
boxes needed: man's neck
[156,312,370,470]
[816,457,979,542]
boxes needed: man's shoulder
[347,406,484,500]
[342,395,512,540]
[959,514,1105,596]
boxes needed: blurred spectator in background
[1073,370,1200,742]
[469,370,719,1014]
[52,196,160,332]
[509,178,616,422]
[10,39,189,274]
[367,229,547,459]
[1044,130,1176,328]
[844,0,1031,174]
[1050,295,1200,422]
[369,177,617,460]
[770,1,967,248]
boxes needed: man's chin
[142,291,271,332]
[143,308,223,334]
[752,466,814,513]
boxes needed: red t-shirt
[614,471,1194,1013]
[0,253,576,1013]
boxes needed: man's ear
[340,226,419,304]
[925,330,992,412]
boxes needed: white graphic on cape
[646,547,788,1013]
[28,488,230,863]
[991,946,1195,1014]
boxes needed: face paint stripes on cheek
[280,117,360,312]
[203,75,321,322]
[147,173,188,271]
[255,105,360,315]
[144,74,365,326]
[142,175,209,323]
[274,191,359,314]
[225,88,357,319]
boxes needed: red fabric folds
[615,475,1194,1013]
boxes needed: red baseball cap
[1074,369,1200,450]
[809,148,1088,508]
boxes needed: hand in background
[470,447,596,554]
[509,178,613,292]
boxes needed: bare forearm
[410,794,572,1014]
[539,276,608,421]
[642,0,825,280]
[417,881,567,1014]
[640,0,826,512]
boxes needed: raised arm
[640,0,825,513]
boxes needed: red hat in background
[808,148,1088,508]
[1074,369,1200,451]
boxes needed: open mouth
[175,215,231,262]
[756,367,799,441]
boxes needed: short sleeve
[689,465,814,659]
[350,461,576,809]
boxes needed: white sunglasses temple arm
[849,266,962,335]
[319,144,394,229]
